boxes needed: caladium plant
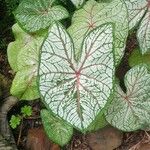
[68,0,129,64]
[124,0,150,54]
[38,22,115,131]
[7,23,46,100]
[105,65,150,131]
[14,0,69,32]
[6,0,150,147]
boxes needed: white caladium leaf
[105,65,150,131]
[41,109,73,146]
[68,0,128,65]
[7,23,46,100]
[125,0,150,54]
[70,0,85,8]
[137,10,150,54]
[124,0,147,30]
[38,22,115,131]
[14,0,69,32]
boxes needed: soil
[0,1,150,150]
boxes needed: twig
[17,117,23,146]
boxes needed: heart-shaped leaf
[41,109,73,146]
[124,0,147,30]
[68,0,128,64]
[7,23,45,100]
[105,65,150,131]
[38,22,115,131]
[70,0,85,8]
[14,0,69,32]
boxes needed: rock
[86,126,123,150]
[0,134,18,150]
[26,127,60,150]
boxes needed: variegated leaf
[124,0,147,30]
[124,0,150,54]
[137,9,150,54]
[38,22,115,131]
[105,65,150,131]
[41,109,73,146]
[68,0,128,65]
[7,23,45,100]
[14,0,69,32]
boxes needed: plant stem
[17,117,23,146]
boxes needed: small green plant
[7,0,150,147]
[9,105,32,129]
[21,105,32,117]
[10,115,21,129]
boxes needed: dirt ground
[0,1,150,149]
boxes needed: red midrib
[75,71,81,88]
[148,0,150,7]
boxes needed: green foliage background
[0,0,20,50]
